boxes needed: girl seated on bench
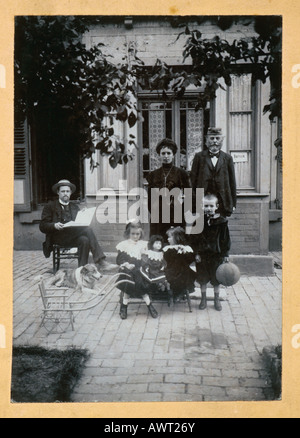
[116,221,159,320]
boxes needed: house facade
[13,16,282,273]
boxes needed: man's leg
[52,229,90,266]
[76,235,90,266]
[53,227,117,271]
[79,228,105,263]
[73,227,118,271]
[80,228,118,271]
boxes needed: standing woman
[146,138,191,242]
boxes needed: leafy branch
[15,16,140,168]
[155,17,281,120]
[15,16,282,169]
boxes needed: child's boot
[214,293,222,311]
[199,292,207,310]
[148,302,158,318]
[167,287,173,307]
[120,303,128,319]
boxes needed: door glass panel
[141,102,172,185]
[140,99,204,186]
[180,101,203,170]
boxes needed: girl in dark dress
[116,221,158,320]
[163,226,196,308]
[192,193,231,311]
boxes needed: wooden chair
[38,273,134,334]
[52,244,79,273]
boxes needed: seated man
[39,179,117,272]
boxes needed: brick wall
[92,222,126,253]
[228,197,269,255]
[14,199,270,257]
[90,196,270,255]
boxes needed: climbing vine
[15,16,281,168]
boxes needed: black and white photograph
[11,14,282,406]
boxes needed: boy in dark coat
[190,127,237,217]
[192,194,231,311]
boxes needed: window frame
[137,90,209,188]
[226,70,261,193]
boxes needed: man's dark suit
[39,199,105,266]
[190,149,237,217]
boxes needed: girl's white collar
[163,244,193,254]
[116,239,148,259]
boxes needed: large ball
[216,262,240,286]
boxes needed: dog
[50,263,103,293]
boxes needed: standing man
[190,127,237,217]
[39,179,117,272]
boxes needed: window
[228,73,255,190]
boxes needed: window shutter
[14,119,32,212]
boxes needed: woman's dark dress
[146,163,191,241]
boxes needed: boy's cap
[206,127,223,136]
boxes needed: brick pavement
[12,250,282,402]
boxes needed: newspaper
[63,207,96,227]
